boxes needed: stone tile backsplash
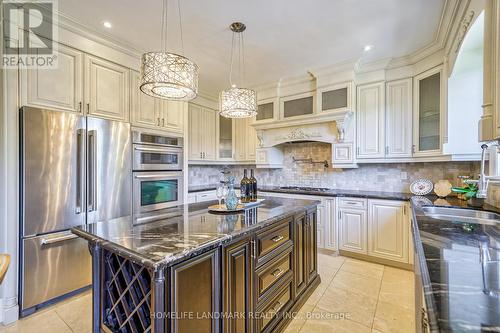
[188,142,480,193]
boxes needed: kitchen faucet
[467,143,500,198]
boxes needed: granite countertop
[188,184,413,201]
[72,197,318,271]
[411,196,500,332]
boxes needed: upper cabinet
[386,78,413,158]
[131,70,186,133]
[413,66,444,157]
[20,42,84,113]
[188,104,217,161]
[85,54,130,122]
[318,82,353,114]
[280,92,315,119]
[255,99,277,124]
[356,79,413,161]
[356,82,385,159]
[130,70,159,128]
[218,115,233,160]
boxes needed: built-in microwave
[133,171,184,214]
[132,129,183,171]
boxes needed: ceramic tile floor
[0,253,415,333]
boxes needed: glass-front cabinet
[413,66,444,156]
[218,115,233,159]
[280,92,315,119]
[318,81,353,114]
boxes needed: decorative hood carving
[253,111,353,148]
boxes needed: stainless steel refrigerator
[19,106,132,316]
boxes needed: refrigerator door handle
[40,234,79,246]
[88,130,97,212]
[76,129,85,214]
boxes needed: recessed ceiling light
[364,45,373,52]
[103,21,112,29]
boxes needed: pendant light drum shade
[220,87,257,118]
[140,52,198,100]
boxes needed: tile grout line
[371,265,386,332]
[54,308,77,333]
[297,256,346,333]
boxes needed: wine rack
[103,250,152,333]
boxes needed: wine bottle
[240,169,250,203]
[250,169,257,202]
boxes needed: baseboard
[0,297,19,326]
[339,250,414,271]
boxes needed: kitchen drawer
[255,247,292,304]
[195,191,217,202]
[256,218,292,266]
[338,197,367,209]
[256,278,293,333]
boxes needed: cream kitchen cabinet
[245,118,258,160]
[234,117,258,161]
[386,79,413,158]
[233,119,247,160]
[413,66,445,157]
[20,42,84,113]
[130,70,159,128]
[356,82,385,159]
[337,197,411,265]
[84,54,130,122]
[324,199,337,250]
[188,104,217,161]
[338,198,368,254]
[368,199,409,263]
[131,71,186,133]
[356,79,413,160]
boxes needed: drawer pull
[345,202,357,205]
[271,235,284,243]
[271,268,284,278]
[272,301,282,312]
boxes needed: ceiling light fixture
[219,22,257,118]
[140,0,198,101]
[103,21,112,28]
[363,45,373,52]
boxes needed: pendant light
[140,0,198,100]
[219,22,257,118]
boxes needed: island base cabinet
[169,249,220,333]
[294,210,318,297]
[222,239,254,333]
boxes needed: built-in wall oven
[132,129,184,216]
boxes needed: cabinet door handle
[78,101,82,112]
[385,146,389,155]
[86,103,90,113]
[250,240,257,259]
[271,235,284,243]
[162,118,165,126]
[412,145,416,154]
[157,118,161,126]
[271,268,284,278]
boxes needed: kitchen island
[72,197,320,333]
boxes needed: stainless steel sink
[422,206,500,225]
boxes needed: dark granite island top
[72,197,321,333]
[72,197,319,270]
[411,196,500,333]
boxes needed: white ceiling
[58,0,446,96]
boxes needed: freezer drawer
[21,231,91,311]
